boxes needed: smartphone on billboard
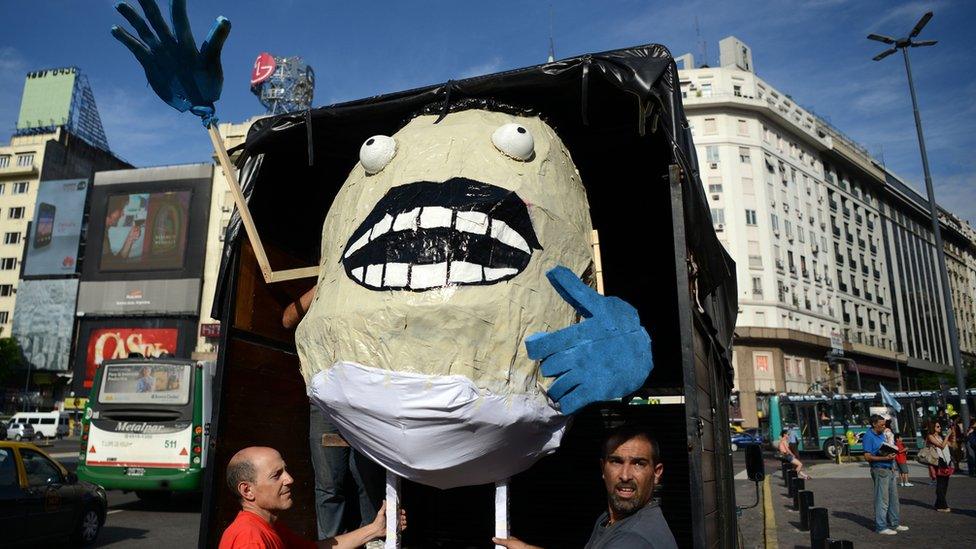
[34,202,56,248]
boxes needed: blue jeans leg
[350,448,385,525]
[886,467,900,528]
[871,468,892,532]
[309,404,348,539]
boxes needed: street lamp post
[868,12,971,430]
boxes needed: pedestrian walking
[925,421,954,512]
[894,433,912,487]
[966,422,976,478]
[862,414,906,536]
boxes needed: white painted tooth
[392,207,420,232]
[365,264,383,287]
[454,210,488,235]
[344,231,370,259]
[371,214,394,240]
[419,206,453,229]
[448,261,484,283]
[490,220,531,254]
[484,267,518,281]
[351,267,365,282]
[410,262,448,289]
[383,263,409,288]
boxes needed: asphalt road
[41,438,201,548]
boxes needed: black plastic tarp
[213,43,737,387]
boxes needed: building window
[748,240,762,269]
[733,85,742,97]
[0,284,12,296]
[0,156,8,168]
[16,154,34,167]
[745,209,757,226]
[0,258,16,270]
[706,146,720,163]
[0,183,5,194]
[710,208,726,226]
[0,311,8,324]
[12,182,28,194]
[737,119,748,136]
[738,147,751,163]
[3,232,20,245]
[708,184,723,194]
[751,276,763,297]
[742,177,754,195]
[700,82,713,97]
[8,207,25,220]
[703,118,717,135]
[771,213,780,232]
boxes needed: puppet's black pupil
[516,127,526,134]
[366,138,375,146]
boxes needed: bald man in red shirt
[219,446,402,548]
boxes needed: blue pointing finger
[545,266,601,318]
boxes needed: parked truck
[200,44,739,548]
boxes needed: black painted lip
[342,177,541,291]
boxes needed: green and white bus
[77,358,213,499]
[769,389,976,459]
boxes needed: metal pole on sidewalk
[868,11,970,430]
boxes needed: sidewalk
[769,462,976,547]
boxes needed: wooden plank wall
[205,242,319,545]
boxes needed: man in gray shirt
[494,425,678,548]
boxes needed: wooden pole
[591,229,605,295]
[494,479,510,548]
[385,471,401,549]
[208,123,274,283]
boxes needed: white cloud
[456,56,505,80]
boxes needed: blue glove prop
[525,266,653,415]
[111,0,230,127]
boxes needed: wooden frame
[208,124,318,284]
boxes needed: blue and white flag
[879,384,902,413]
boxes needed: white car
[5,421,36,441]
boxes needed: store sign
[830,330,844,356]
[251,52,276,86]
[200,323,221,338]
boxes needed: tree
[0,337,23,383]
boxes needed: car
[0,441,108,546]
[730,428,765,452]
[5,421,35,442]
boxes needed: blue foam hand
[525,266,653,415]
[111,0,230,127]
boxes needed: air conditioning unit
[709,162,719,169]
[716,223,725,231]
[712,194,720,200]
[773,228,780,236]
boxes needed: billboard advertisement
[23,179,88,277]
[72,318,196,391]
[100,190,192,272]
[10,279,78,371]
[83,164,211,282]
[76,279,201,316]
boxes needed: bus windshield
[98,363,192,405]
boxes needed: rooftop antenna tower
[695,16,708,67]
[250,52,315,115]
[547,5,556,62]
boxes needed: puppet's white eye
[491,123,534,161]
[360,135,397,174]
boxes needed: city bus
[769,389,976,458]
[77,358,213,500]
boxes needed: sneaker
[879,529,898,535]
[895,525,909,532]
[904,482,914,487]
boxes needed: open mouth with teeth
[342,177,542,291]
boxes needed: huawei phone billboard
[23,179,88,276]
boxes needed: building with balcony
[0,128,129,337]
[678,37,970,428]
[941,212,976,368]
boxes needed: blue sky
[2,0,974,224]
